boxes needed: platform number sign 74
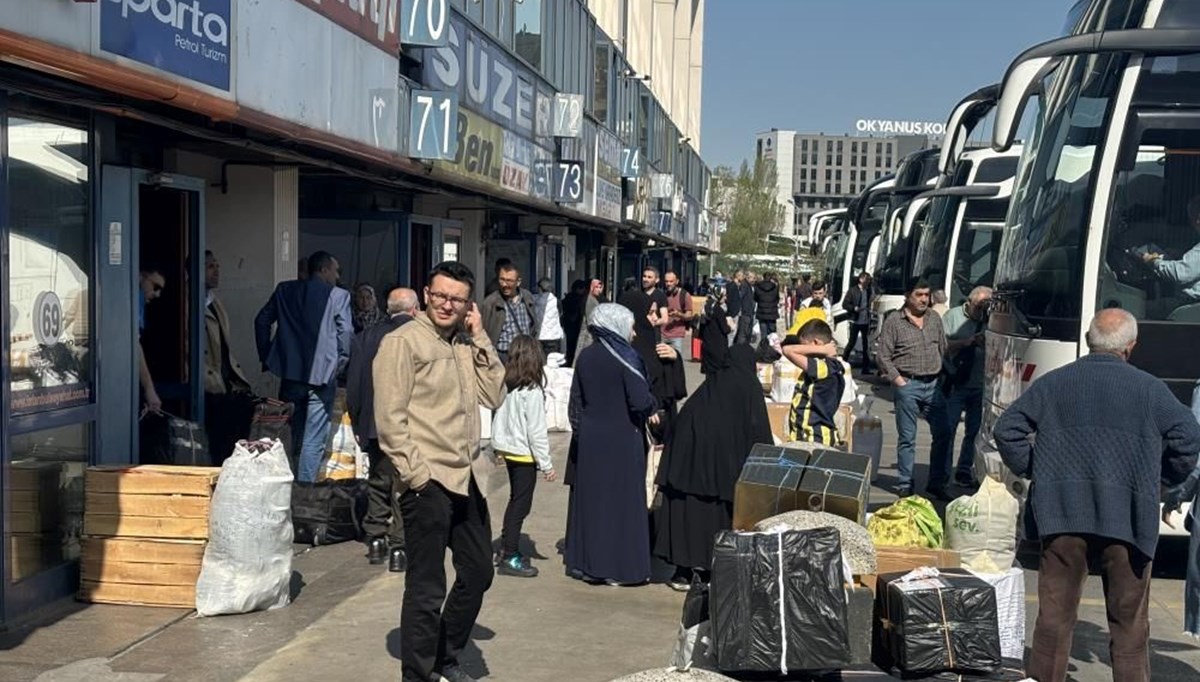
[402,0,449,46]
[409,90,459,161]
[621,148,641,178]
[553,161,585,203]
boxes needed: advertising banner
[436,108,503,187]
[100,0,233,91]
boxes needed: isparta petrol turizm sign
[101,0,232,91]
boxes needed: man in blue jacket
[995,308,1200,682]
[255,251,354,482]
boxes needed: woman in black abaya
[652,293,773,587]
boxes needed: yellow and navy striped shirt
[787,357,846,446]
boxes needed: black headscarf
[656,316,773,502]
[618,289,688,404]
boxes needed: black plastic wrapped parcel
[876,570,1002,675]
[710,528,849,674]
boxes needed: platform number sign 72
[409,90,458,161]
[553,161,585,203]
[402,0,449,46]
[553,94,584,138]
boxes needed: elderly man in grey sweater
[995,308,1200,682]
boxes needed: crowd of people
[185,250,1200,682]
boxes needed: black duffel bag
[139,412,212,466]
[291,479,367,546]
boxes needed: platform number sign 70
[402,0,449,46]
[553,161,585,203]
[409,90,458,161]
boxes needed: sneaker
[667,579,691,592]
[440,665,477,682]
[497,554,538,578]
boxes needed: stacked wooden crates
[78,465,219,608]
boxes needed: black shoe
[388,546,407,573]
[366,537,388,565]
[926,486,954,502]
[497,554,538,578]
[955,470,978,489]
[895,484,914,498]
[440,665,477,682]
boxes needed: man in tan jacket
[374,261,506,682]
[200,251,254,464]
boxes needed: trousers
[1028,534,1152,682]
[278,379,335,483]
[500,460,538,557]
[362,440,404,546]
[399,477,493,681]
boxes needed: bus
[806,208,847,254]
[977,0,1200,535]
[909,147,1021,310]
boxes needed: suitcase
[691,336,702,362]
[291,479,367,546]
[138,412,212,466]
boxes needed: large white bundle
[195,439,294,616]
[968,567,1027,660]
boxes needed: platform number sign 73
[408,90,459,161]
[553,161,585,203]
[402,0,449,46]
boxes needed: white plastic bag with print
[945,476,1020,573]
[196,438,294,616]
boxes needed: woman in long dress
[653,291,773,586]
[564,304,658,585]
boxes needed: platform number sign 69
[553,161,585,203]
[409,90,459,161]
[553,94,584,138]
[33,291,63,347]
[402,0,449,46]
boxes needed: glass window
[555,0,566,87]
[974,157,1020,184]
[484,0,499,35]
[499,0,513,47]
[467,0,484,25]
[8,116,93,414]
[514,0,542,69]
[594,42,610,124]
[10,423,90,581]
[298,219,398,306]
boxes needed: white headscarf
[588,303,635,341]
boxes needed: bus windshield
[992,51,1127,340]
[874,201,929,296]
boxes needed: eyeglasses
[427,290,470,310]
[498,276,520,285]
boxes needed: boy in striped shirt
[781,319,847,446]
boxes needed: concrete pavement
[1,356,1198,681]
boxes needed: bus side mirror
[993,56,1060,153]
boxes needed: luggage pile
[669,440,1026,680]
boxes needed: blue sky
[700,0,1072,169]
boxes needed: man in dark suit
[254,251,353,482]
[346,287,418,572]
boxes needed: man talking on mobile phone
[373,261,507,682]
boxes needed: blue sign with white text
[101,0,232,91]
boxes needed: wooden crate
[83,465,218,541]
[77,537,204,608]
[11,535,44,582]
[856,546,962,592]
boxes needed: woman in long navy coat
[564,303,658,585]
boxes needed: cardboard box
[732,444,813,530]
[795,449,871,524]
[766,401,791,443]
[858,546,962,592]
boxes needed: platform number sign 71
[408,90,458,161]
[402,0,449,46]
[553,161,585,203]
